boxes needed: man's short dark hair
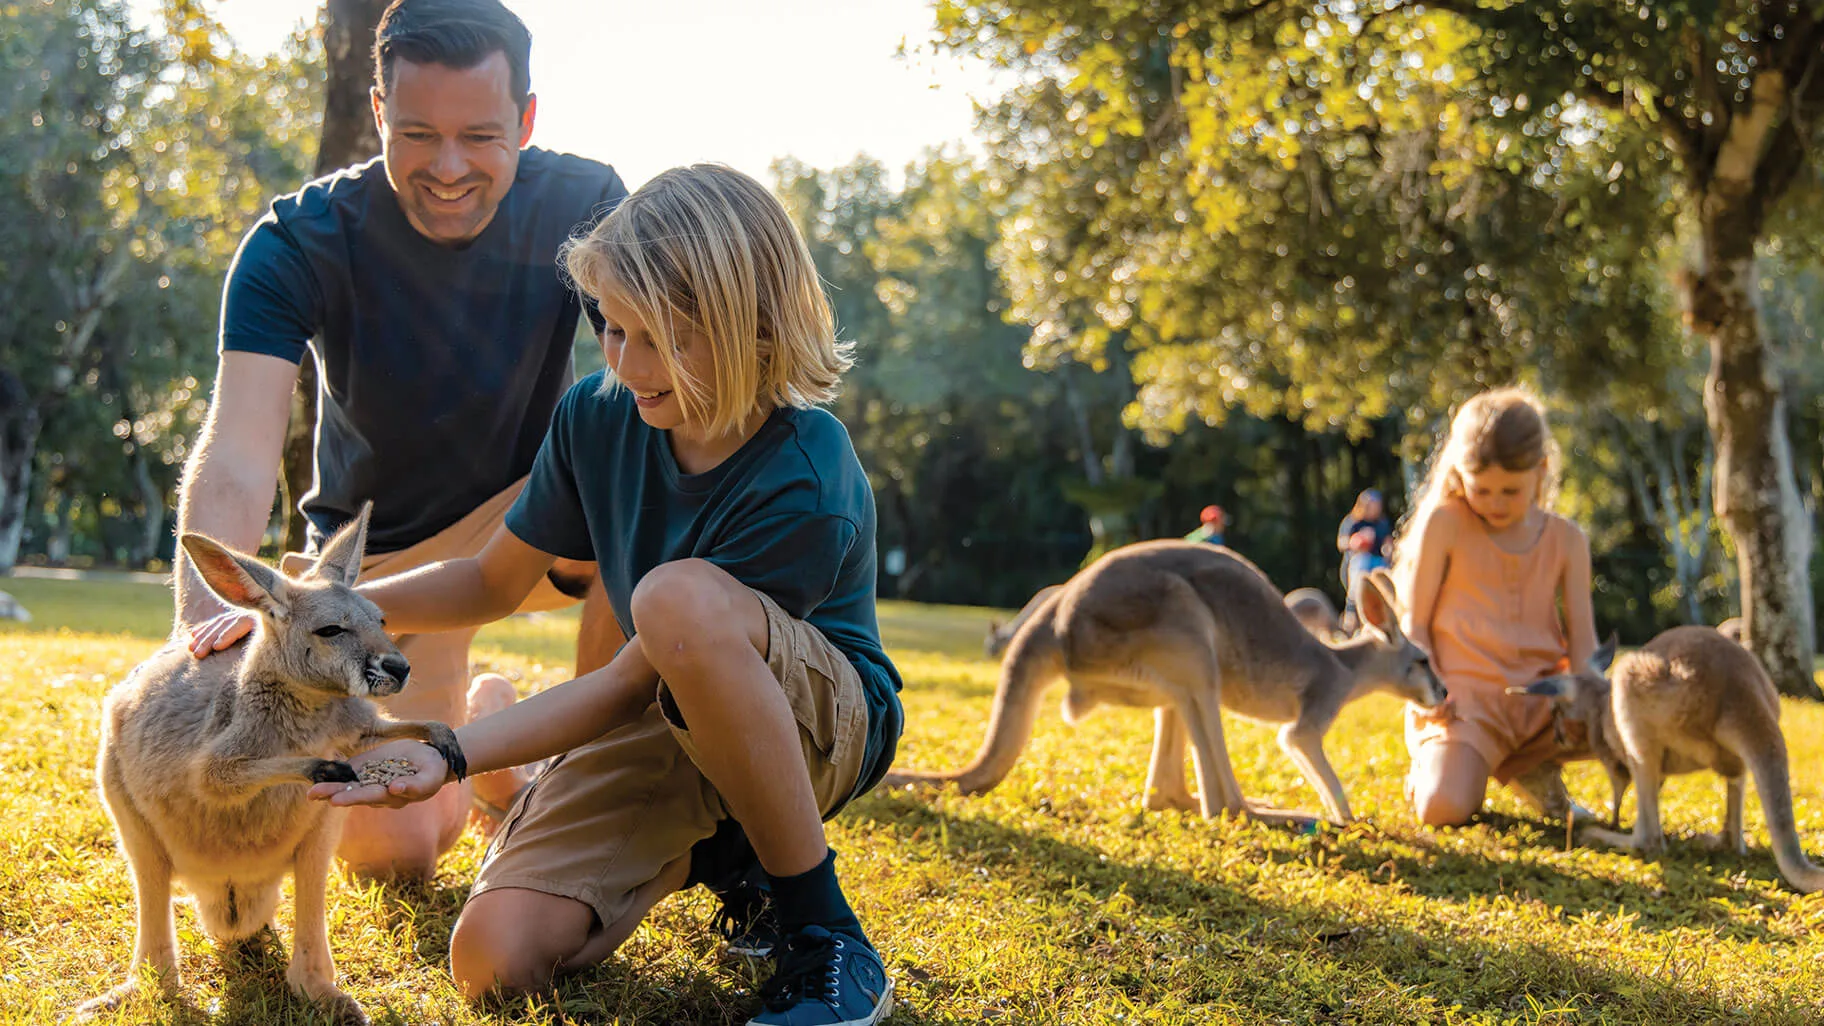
[372,0,533,110]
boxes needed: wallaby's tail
[1734,723,1824,893]
[882,600,1067,796]
[194,877,283,943]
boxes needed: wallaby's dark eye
[313,625,347,639]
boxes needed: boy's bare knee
[451,890,592,1002]
[631,560,728,634]
[631,560,764,671]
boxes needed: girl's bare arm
[1402,507,1455,655]
[1560,523,1598,670]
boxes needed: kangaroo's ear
[1507,675,1583,710]
[183,535,289,618]
[1591,632,1619,673]
[310,501,371,587]
[1357,569,1403,642]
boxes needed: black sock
[769,847,866,945]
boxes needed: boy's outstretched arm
[357,524,557,634]
[187,522,558,656]
[310,634,660,808]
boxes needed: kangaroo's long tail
[881,593,1067,796]
[1730,720,1824,893]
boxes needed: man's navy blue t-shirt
[505,372,904,806]
[218,148,628,553]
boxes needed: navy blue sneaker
[746,925,893,1026]
[715,884,782,959]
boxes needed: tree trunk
[1685,61,1821,701]
[1697,251,1819,700]
[278,0,389,553]
[0,370,41,574]
[316,0,385,179]
[47,489,72,564]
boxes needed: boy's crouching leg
[451,889,595,1001]
[451,858,690,1003]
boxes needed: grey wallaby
[1514,625,1824,893]
[74,505,465,1025]
[888,541,1447,824]
[1283,587,1343,641]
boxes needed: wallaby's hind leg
[1697,776,1748,855]
[1276,717,1352,824]
[1600,756,1632,831]
[76,756,180,1019]
[1143,707,1197,812]
[1179,688,1244,819]
[1584,746,1667,855]
[285,814,365,1026]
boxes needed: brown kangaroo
[1514,625,1824,893]
[75,505,465,1024]
[887,541,1446,824]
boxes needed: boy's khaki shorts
[470,587,870,931]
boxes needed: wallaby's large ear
[1591,632,1619,674]
[1357,568,1403,641]
[183,534,289,618]
[310,501,371,587]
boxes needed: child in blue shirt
[313,165,901,1026]
[1338,488,1393,628]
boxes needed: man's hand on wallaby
[188,608,258,657]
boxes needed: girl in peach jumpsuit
[1394,388,1600,827]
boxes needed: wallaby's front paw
[308,759,359,784]
[425,722,467,782]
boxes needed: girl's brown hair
[560,164,852,438]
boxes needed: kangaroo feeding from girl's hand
[1514,625,1824,893]
[886,541,1446,825]
[75,504,464,1026]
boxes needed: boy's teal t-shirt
[504,371,905,805]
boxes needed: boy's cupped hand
[307,739,449,808]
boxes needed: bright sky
[149,0,1006,189]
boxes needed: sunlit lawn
[5,574,1824,1023]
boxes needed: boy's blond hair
[1391,387,1560,595]
[561,164,852,438]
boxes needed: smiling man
[173,0,628,880]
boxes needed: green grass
[4,578,1824,1024]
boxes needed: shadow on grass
[1252,809,1798,944]
[860,790,1815,1024]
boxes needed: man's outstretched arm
[174,351,299,628]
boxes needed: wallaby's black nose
[380,654,410,685]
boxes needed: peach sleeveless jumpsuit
[1405,504,1575,783]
